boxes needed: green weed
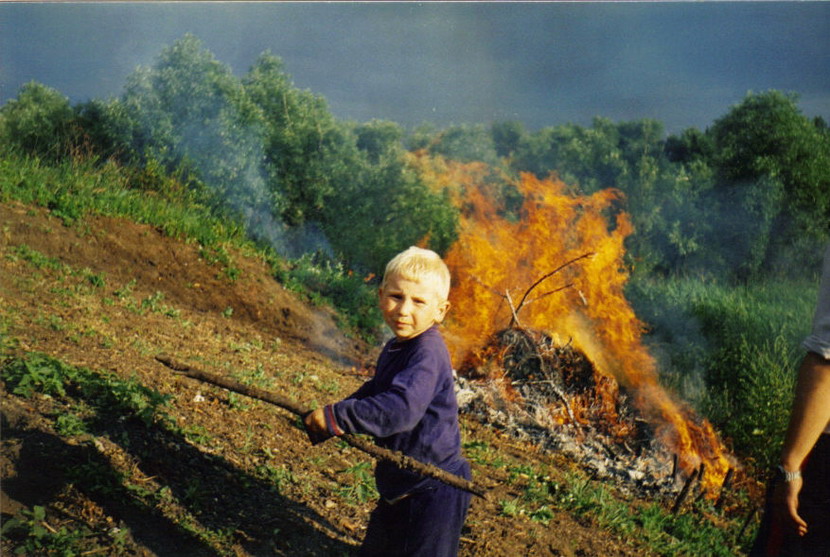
[275,253,383,341]
[0,505,89,555]
[0,151,247,249]
[498,498,524,518]
[2,352,74,397]
[9,244,65,271]
[337,461,378,504]
[230,364,274,392]
[84,269,106,288]
[528,505,555,525]
[463,440,508,468]
[254,463,296,492]
[227,391,249,411]
[55,412,88,436]
[1,151,383,340]
[180,424,213,445]
[1,352,173,427]
[115,279,137,300]
[140,291,165,312]
[0,311,17,355]
[315,378,340,395]
[199,244,241,282]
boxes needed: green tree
[244,53,458,272]
[406,122,440,151]
[710,90,830,273]
[490,120,526,159]
[74,98,136,163]
[244,52,358,227]
[0,82,77,160]
[512,119,630,194]
[117,34,267,216]
[664,127,714,165]
[322,155,458,275]
[355,119,405,164]
[429,124,499,166]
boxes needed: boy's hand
[303,407,333,445]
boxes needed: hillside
[1,201,750,556]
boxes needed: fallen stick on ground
[155,354,488,499]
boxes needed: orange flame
[413,153,734,491]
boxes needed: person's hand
[773,475,808,536]
[303,407,332,445]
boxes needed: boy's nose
[398,299,414,315]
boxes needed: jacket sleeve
[803,245,830,359]
[328,349,441,438]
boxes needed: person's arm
[776,351,830,536]
[303,378,378,442]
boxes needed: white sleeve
[802,245,830,359]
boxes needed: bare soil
[0,201,723,556]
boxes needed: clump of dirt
[0,201,748,556]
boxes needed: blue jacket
[325,325,466,500]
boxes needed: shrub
[629,276,815,468]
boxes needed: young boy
[304,246,471,557]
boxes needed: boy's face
[379,273,450,341]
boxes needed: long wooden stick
[155,354,487,499]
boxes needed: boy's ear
[436,299,451,323]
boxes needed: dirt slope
[1,201,663,556]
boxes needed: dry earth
[0,201,731,556]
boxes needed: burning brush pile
[428,164,735,499]
[454,325,687,496]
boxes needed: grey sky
[2,2,828,133]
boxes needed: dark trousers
[751,434,830,557]
[359,461,472,557]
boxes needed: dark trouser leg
[359,461,472,557]
[798,434,830,557]
[750,434,830,557]
[359,498,407,556]
[403,464,472,557]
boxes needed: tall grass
[629,276,818,469]
[0,148,246,247]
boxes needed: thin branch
[523,283,574,306]
[513,252,595,317]
[504,289,522,328]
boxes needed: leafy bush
[629,276,816,468]
[0,82,78,161]
[276,253,383,340]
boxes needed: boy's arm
[329,351,443,438]
[345,377,376,401]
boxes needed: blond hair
[382,247,451,301]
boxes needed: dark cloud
[2,2,828,133]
